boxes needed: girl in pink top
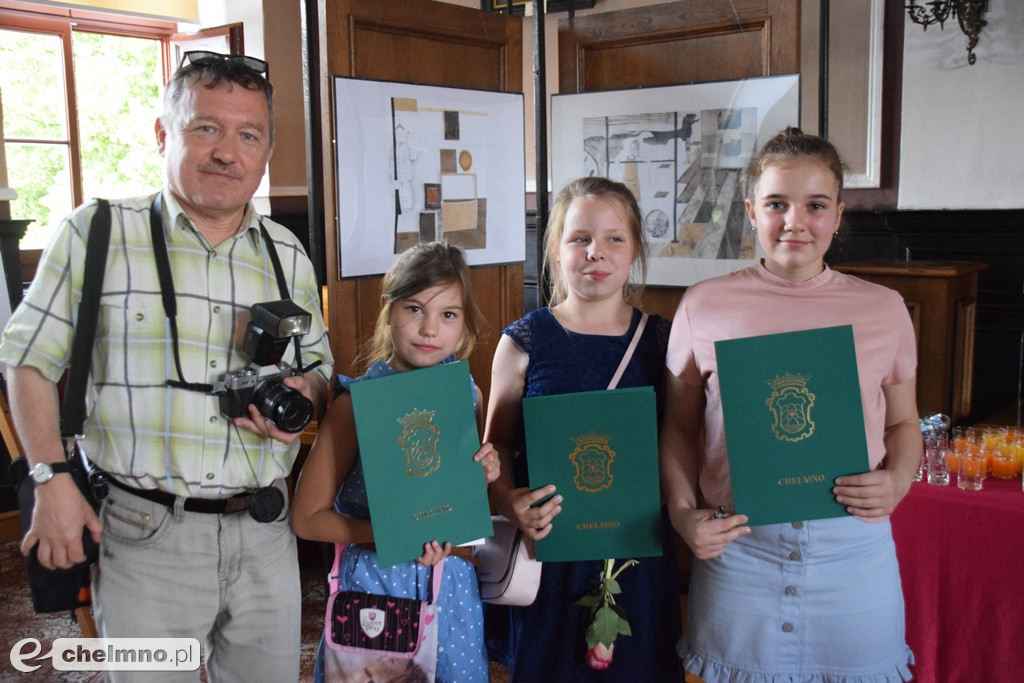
[661,128,921,682]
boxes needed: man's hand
[234,374,315,445]
[22,474,102,570]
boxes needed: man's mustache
[198,162,242,179]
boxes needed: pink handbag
[323,543,443,682]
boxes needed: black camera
[214,300,315,433]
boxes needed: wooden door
[311,0,523,404]
[557,0,800,320]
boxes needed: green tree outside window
[0,28,163,249]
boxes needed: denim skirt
[679,516,914,682]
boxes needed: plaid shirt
[0,191,333,497]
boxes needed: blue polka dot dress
[313,360,489,683]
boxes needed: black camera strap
[61,199,111,440]
[61,199,112,501]
[148,194,310,394]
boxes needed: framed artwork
[551,74,799,287]
[333,77,526,278]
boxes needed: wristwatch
[29,461,73,485]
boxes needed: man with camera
[0,52,332,680]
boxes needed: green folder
[349,361,493,568]
[522,386,662,562]
[715,325,870,526]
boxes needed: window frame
[0,0,175,216]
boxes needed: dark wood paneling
[348,27,514,90]
[554,0,799,323]
[314,0,523,405]
[558,0,798,92]
[834,260,985,424]
[834,209,1024,424]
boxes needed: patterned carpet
[0,538,322,682]
[1,539,514,682]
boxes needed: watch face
[30,463,54,484]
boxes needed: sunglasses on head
[180,51,269,79]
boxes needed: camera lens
[253,381,314,433]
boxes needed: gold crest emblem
[765,373,816,442]
[568,432,615,493]
[397,409,441,477]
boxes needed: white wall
[899,0,1024,209]
[190,1,265,60]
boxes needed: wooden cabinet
[834,259,986,424]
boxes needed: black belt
[106,477,285,522]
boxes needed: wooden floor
[0,508,20,544]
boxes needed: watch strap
[47,462,74,475]
[30,461,74,483]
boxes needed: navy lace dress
[485,307,683,682]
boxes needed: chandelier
[905,0,989,65]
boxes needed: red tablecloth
[891,475,1024,683]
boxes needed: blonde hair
[542,176,647,306]
[356,241,484,373]
[746,127,846,201]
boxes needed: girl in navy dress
[484,177,682,681]
[292,241,500,683]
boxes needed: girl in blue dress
[484,177,682,681]
[292,241,500,683]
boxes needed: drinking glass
[992,441,1018,479]
[927,447,951,486]
[958,449,986,491]
[918,413,949,483]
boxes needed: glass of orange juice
[980,427,1007,473]
[951,426,980,454]
[991,447,1018,479]
[944,449,959,474]
[1004,429,1024,476]
[981,426,1004,448]
[958,449,986,491]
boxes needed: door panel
[316,0,523,405]
[557,0,799,321]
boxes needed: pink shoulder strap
[607,312,649,390]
